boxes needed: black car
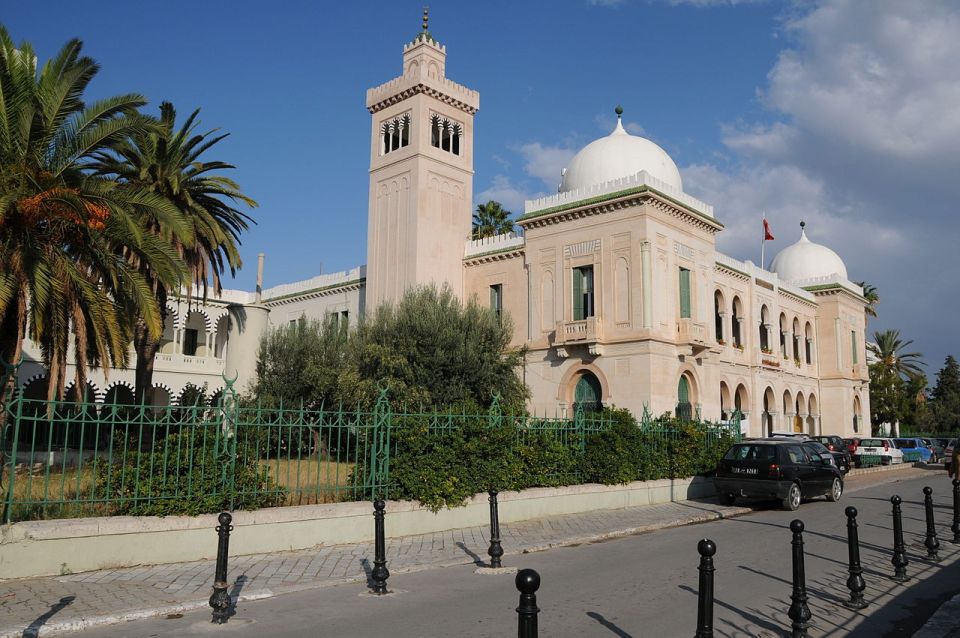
[807,438,850,474]
[715,440,844,511]
[812,435,853,472]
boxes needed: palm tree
[472,200,514,239]
[856,281,879,319]
[868,329,925,436]
[868,329,925,380]
[91,102,257,402]
[0,28,184,404]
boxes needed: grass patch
[260,458,357,505]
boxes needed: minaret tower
[364,9,480,309]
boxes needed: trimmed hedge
[388,407,736,511]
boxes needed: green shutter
[679,268,691,319]
[851,330,858,364]
[573,268,584,321]
[678,375,690,403]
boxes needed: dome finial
[615,104,623,118]
[800,220,806,229]
[422,6,429,32]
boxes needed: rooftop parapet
[261,266,366,301]
[523,170,714,218]
[795,273,864,297]
[464,231,525,258]
[366,66,479,114]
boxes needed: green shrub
[94,427,285,516]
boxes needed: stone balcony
[154,353,225,375]
[676,319,708,354]
[554,317,604,356]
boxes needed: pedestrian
[950,444,960,480]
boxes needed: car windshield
[724,444,777,461]
[804,442,828,453]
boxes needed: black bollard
[209,512,234,624]
[787,519,811,638]
[842,507,868,610]
[516,568,540,638]
[488,488,504,568]
[951,479,960,544]
[890,495,910,582]
[370,499,390,594]
[923,486,941,561]
[694,539,716,638]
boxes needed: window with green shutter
[851,330,858,364]
[572,266,594,320]
[676,375,693,421]
[489,284,502,323]
[679,268,691,319]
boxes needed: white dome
[770,224,848,283]
[560,113,682,193]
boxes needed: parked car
[813,436,853,472]
[843,437,862,456]
[715,440,844,511]
[855,438,904,466]
[945,439,958,473]
[924,438,947,463]
[892,438,933,463]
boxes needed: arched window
[573,372,602,413]
[732,296,743,348]
[779,313,788,358]
[792,317,801,363]
[380,113,411,155]
[759,305,770,352]
[676,375,693,422]
[714,291,724,344]
[804,322,814,365]
[430,114,462,156]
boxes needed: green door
[574,373,601,412]
[676,375,693,421]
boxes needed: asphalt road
[74,469,960,638]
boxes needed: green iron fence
[2,384,740,524]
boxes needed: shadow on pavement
[585,611,632,637]
[455,541,485,566]
[22,595,74,638]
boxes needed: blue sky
[6,1,959,377]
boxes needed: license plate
[732,467,757,474]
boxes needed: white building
[14,24,870,437]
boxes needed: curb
[0,503,755,638]
[0,462,935,637]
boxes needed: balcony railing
[555,317,603,346]
[677,319,707,346]
[154,352,225,374]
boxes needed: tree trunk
[134,320,163,405]
[0,290,26,405]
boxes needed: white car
[855,438,904,465]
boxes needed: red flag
[763,218,775,241]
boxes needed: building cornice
[464,247,525,266]
[517,186,723,234]
[367,82,478,115]
[264,279,365,306]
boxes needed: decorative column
[767,411,779,436]
[785,411,797,432]
[735,316,744,349]
[640,241,652,329]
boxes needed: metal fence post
[951,479,960,544]
[209,512,234,623]
[787,519,811,638]
[371,499,390,594]
[367,387,391,501]
[488,488,503,568]
[923,486,941,561]
[890,495,910,582]
[2,391,23,525]
[843,506,867,609]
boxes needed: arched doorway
[676,375,693,422]
[763,387,776,436]
[573,372,602,413]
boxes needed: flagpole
[760,212,766,271]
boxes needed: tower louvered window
[380,114,411,155]
[430,114,462,156]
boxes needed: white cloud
[517,143,577,190]
[475,174,534,215]
[684,0,960,366]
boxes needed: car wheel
[827,478,843,502]
[719,493,736,506]
[882,456,891,465]
[783,483,802,511]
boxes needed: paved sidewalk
[0,464,933,637]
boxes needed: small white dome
[770,224,848,283]
[560,111,682,193]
